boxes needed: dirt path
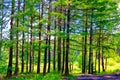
[75,72,120,80]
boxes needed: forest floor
[74,72,120,80]
[1,72,120,80]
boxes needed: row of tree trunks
[6,0,70,77]
[81,9,106,74]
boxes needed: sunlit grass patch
[43,72,61,80]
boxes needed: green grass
[1,72,61,80]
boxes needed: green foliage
[77,53,82,68]
[50,12,66,19]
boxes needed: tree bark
[98,25,101,73]
[37,0,43,74]
[6,0,15,77]
[88,9,93,74]
[14,0,20,75]
[26,33,29,72]
[53,7,57,71]
[82,11,85,73]
[58,5,62,73]
[82,10,88,74]
[101,34,105,72]
[65,7,70,76]
[48,0,52,73]
[43,2,48,74]
[21,0,26,73]
[62,13,66,73]
[43,35,48,75]
[29,16,33,73]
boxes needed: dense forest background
[0,0,120,80]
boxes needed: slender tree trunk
[26,33,29,72]
[62,15,66,73]
[88,9,93,74]
[43,35,48,75]
[101,48,105,72]
[101,34,105,72]
[32,41,34,71]
[82,36,85,73]
[6,0,15,77]
[48,0,52,73]
[21,33,25,72]
[98,26,101,73]
[43,4,48,74]
[82,12,85,73]
[95,50,97,73]
[65,7,70,76]
[58,6,62,73]
[53,7,57,71]
[82,10,88,74]
[21,30,25,72]
[29,16,33,73]
[21,0,25,73]
[14,0,20,75]
[37,0,43,74]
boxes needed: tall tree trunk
[65,7,70,76]
[95,50,97,73]
[21,0,25,73]
[43,34,48,75]
[43,3,48,74]
[88,9,93,74]
[21,28,25,72]
[82,36,85,73]
[29,16,33,73]
[82,11,85,73]
[58,5,62,73]
[26,32,29,72]
[14,0,20,75]
[82,10,88,74]
[62,13,66,73]
[32,40,34,71]
[53,7,57,71]
[48,0,52,73]
[98,26,101,73]
[101,34,105,72]
[37,0,43,74]
[6,0,15,77]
